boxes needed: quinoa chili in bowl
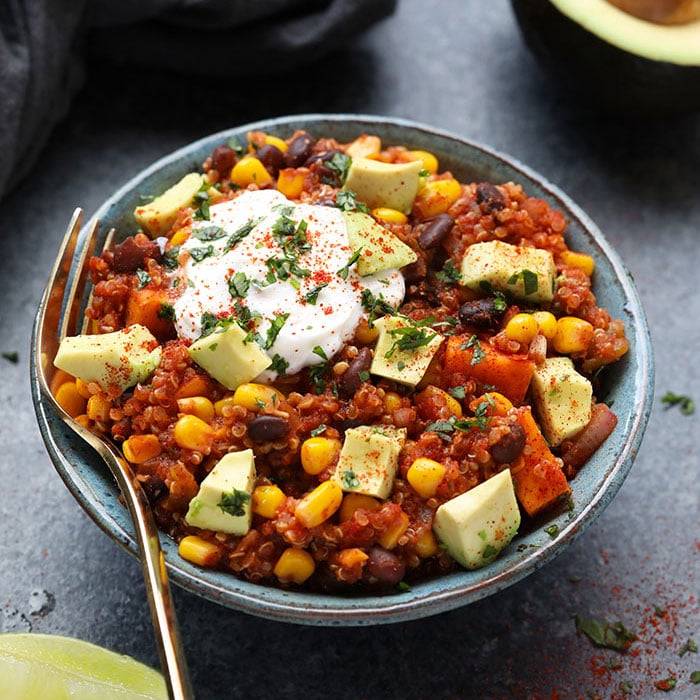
[31,115,653,625]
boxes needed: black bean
[306,148,345,185]
[339,347,372,399]
[211,144,236,177]
[113,236,162,272]
[459,297,506,330]
[417,213,455,249]
[247,415,289,442]
[138,474,167,505]
[254,144,284,177]
[366,546,406,587]
[284,132,316,167]
[476,182,505,213]
[490,421,526,464]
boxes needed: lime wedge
[0,633,167,699]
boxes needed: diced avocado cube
[433,469,521,570]
[343,211,417,276]
[343,157,423,214]
[460,240,556,303]
[54,324,161,396]
[134,172,205,238]
[370,316,443,387]
[185,450,256,535]
[332,425,407,499]
[188,323,271,391]
[530,356,592,446]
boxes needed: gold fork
[33,208,194,700]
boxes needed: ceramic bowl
[30,114,654,626]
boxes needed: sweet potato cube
[125,288,175,338]
[510,407,570,517]
[444,335,535,404]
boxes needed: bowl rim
[30,113,654,626]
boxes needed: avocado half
[512,0,700,116]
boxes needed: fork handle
[103,445,195,700]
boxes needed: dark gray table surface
[1,2,698,698]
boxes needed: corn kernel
[169,228,190,248]
[86,394,111,423]
[505,313,539,344]
[276,168,305,199]
[532,311,557,340]
[553,316,594,355]
[74,377,92,399]
[252,484,286,519]
[176,396,215,422]
[469,392,513,417]
[354,318,380,345]
[232,383,285,411]
[301,436,341,475]
[178,535,222,567]
[379,510,410,550]
[561,250,595,277]
[414,529,439,558]
[264,134,288,152]
[214,395,236,416]
[173,414,215,452]
[274,547,316,584]
[75,414,90,429]
[413,178,462,217]
[50,369,75,396]
[295,481,343,528]
[230,156,273,187]
[175,375,211,399]
[383,391,403,414]
[123,434,162,464]
[338,492,381,521]
[371,207,408,225]
[406,149,439,174]
[418,385,463,418]
[336,547,369,569]
[407,457,446,499]
[55,381,87,418]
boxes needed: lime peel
[0,633,167,699]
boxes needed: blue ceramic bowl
[31,114,653,625]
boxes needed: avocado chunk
[370,315,444,387]
[332,425,407,499]
[54,324,161,396]
[343,211,417,276]
[134,172,204,238]
[343,157,423,214]
[530,356,593,446]
[512,0,700,115]
[185,450,256,535]
[433,469,521,570]
[460,239,556,304]
[188,323,271,391]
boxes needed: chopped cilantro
[691,671,700,684]
[312,346,328,360]
[199,311,219,337]
[384,323,437,358]
[661,391,695,415]
[360,289,398,326]
[335,189,370,213]
[680,638,698,656]
[162,246,181,270]
[544,524,559,538]
[507,269,539,296]
[226,137,246,156]
[223,217,264,253]
[482,544,497,559]
[397,581,411,592]
[136,268,151,289]
[448,385,466,400]
[217,489,250,517]
[341,469,360,489]
[189,244,216,263]
[268,353,289,376]
[261,313,290,350]
[2,351,18,363]
[304,283,328,305]
[337,250,361,280]
[310,424,327,437]
[435,258,461,285]
[461,334,486,365]
[228,271,250,298]
[157,303,176,322]
[193,187,210,221]
[322,152,351,185]
[192,225,226,242]
[574,615,637,651]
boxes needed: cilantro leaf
[218,489,251,517]
[574,615,637,651]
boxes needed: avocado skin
[511,0,700,117]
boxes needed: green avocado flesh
[512,0,700,115]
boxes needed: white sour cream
[172,190,405,380]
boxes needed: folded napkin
[0,0,396,200]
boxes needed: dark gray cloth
[0,0,396,200]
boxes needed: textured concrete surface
[1,1,699,698]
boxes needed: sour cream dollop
[172,190,405,380]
